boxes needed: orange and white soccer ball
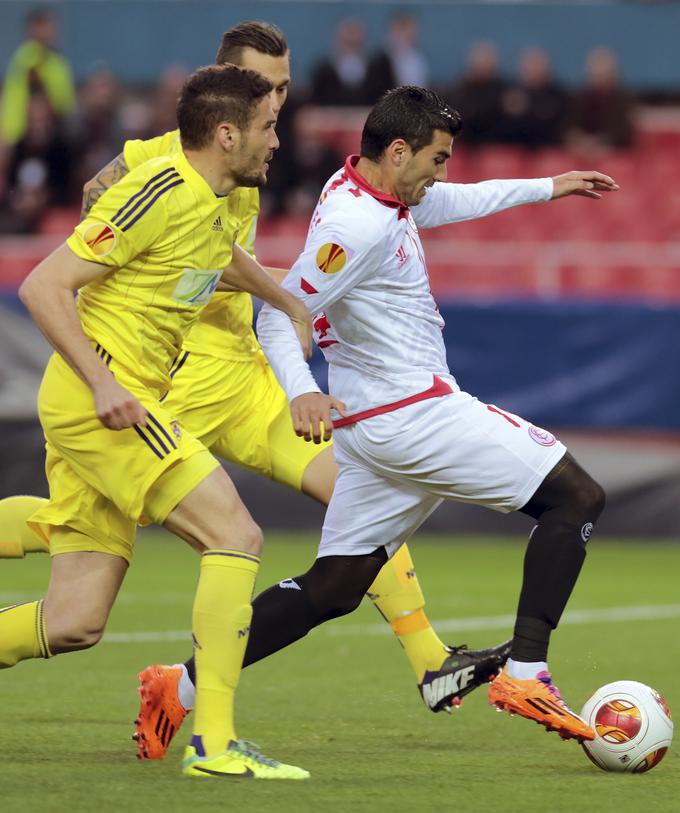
[580,681,673,773]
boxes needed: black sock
[184,550,386,681]
[183,576,314,682]
[512,616,553,663]
[511,520,587,662]
[243,577,320,666]
[185,654,195,686]
[512,452,605,664]
[243,550,386,665]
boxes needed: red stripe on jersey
[301,278,318,294]
[332,375,453,428]
[318,340,339,348]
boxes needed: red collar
[344,155,410,219]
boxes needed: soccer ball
[580,681,673,773]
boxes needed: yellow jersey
[68,149,235,393]
[124,131,261,360]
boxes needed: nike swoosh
[193,765,254,778]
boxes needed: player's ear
[215,121,236,153]
[388,139,408,167]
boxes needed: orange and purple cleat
[133,665,188,759]
[488,667,595,742]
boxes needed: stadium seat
[39,208,80,235]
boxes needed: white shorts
[318,389,566,558]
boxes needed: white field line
[328,603,680,636]
[96,603,680,645]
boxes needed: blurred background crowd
[0,6,654,228]
[0,1,678,535]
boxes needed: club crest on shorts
[316,242,347,274]
[170,420,182,441]
[83,222,116,256]
[528,425,557,447]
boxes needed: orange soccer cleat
[488,667,595,742]
[133,665,189,759]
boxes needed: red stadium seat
[39,207,79,235]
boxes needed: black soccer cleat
[418,640,512,713]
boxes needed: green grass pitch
[2,533,678,813]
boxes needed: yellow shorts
[29,351,219,562]
[164,349,331,491]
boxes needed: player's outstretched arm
[413,170,617,229]
[413,177,555,228]
[81,152,129,220]
[551,170,619,200]
[224,244,312,358]
[19,243,147,430]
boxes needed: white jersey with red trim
[257,155,553,418]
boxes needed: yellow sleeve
[67,158,174,267]
[235,188,260,258]
[123,130,181,171]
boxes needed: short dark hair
[26,6,53,27]
[360,86,462,160]
[177,64,273,150]
[216,21,288,65]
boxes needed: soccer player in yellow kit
[0,22,510,760]
[0,64,313,780]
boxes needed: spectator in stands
[145,64,189,137]
[365,13,429,103]
[0,164,49,235]
[1,7,76,146]
[569,47,635,151]
[446,42,507,146]
[500,48,567,148]
[0,92,75,233]
[257,88,301,217]
[75,67,124,189]
[262,104,343,217]
[287,107,345,214]
[310,18,370,106]
[5,92,74,205]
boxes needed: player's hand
[290,392,348,443]
[92,375,148,430]
[288,300,313,360]
[551,170,619,200]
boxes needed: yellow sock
[191,549,259,757]
[0,496,50,558]
[368,544,448,682]
[0,599,52,668]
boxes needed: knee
[301,550,386,623]
[301,574,366,623]
[544,459,606,526]
[576,475,606,522]
[316,590,364,623]
[206,519,264,556]
[235,521,264,555]
[47,621,105,654]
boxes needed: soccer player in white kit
[252,87,618,743]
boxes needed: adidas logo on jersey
[421,665,475,709]
[212,216,223,232]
